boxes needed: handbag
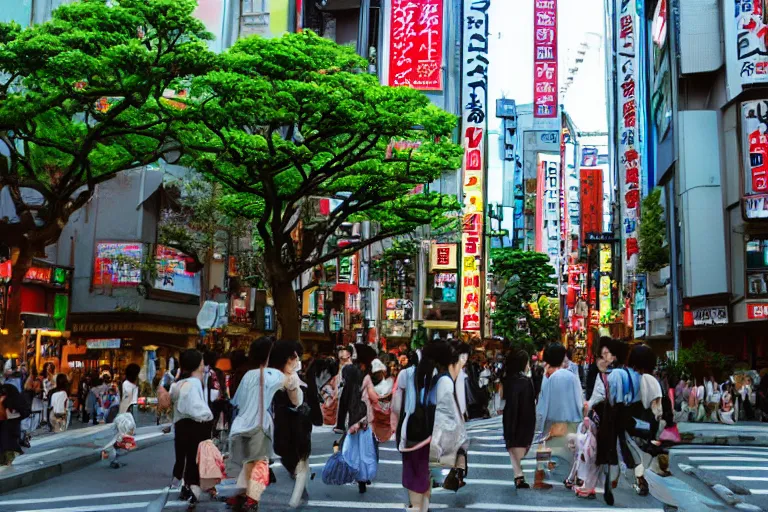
[342,427,378,482]
[322,434,358,485]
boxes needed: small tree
[638,187,669,272]
[0,0,213,346]
[490,249,557,352]
[177,31,462,340]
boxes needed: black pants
[173,419,212,487]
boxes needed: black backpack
[405,373,449,448]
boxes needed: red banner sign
[747,302,768,320]
[580,168,603,240]
[389,0,444,90]
[533,0,558,118]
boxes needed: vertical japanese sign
[533,0,558,118]
[616,0,641,274]
[579,168,603,238]
[460,0,490,333]
[725,0,768,99]
[542,156,560,269]
[389,0,444,90]
[741,100,768,196]
[634,274,647,338]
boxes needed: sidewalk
[677,421,768,445]
[0,421,173,494]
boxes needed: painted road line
[306,501,448,509]
[697,466,768,471]
[750,489,768,495]
[0,489,176,506]
[377,446,526,458]
[470,435,504,440]
[308,460,534,469]
[30,425,113,447]
[688,456,768,462]
[18,504,149,512]
[728,476,768,482]
[465,505,664,512]
[674,449,768,456]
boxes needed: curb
[0,429,173,495]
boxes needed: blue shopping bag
[322,435,358,485]
[342,427,378,483]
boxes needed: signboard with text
[533,0,558,118]
[430,243,458,271]
[742,100,768,198]
[460,0,490,332]
[154,245,201,296]
[388,0,444,90]
[724,0,768,99]
[693,306,728,326]
[580,168,603,239]
[93,242,143,287]
[747,302,768,320]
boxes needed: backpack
[405,373,448,448]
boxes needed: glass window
[746,236,768,298]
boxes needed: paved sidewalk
[0,421,173,494]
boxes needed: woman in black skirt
[501,349,536,489]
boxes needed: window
[746,236,768,298]
[242,0,267,14]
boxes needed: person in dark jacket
[0,383,31,465]
[502,349,536,489]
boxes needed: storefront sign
[580,168,603,240]
[585,232,615,244]
[692,306,728,326]
[93,242,143,287]
[533,0,558,118]
[581,147,598,167]
[725,0,768,99]
[388,0,444,90]
[154,245,201,296]
[747,302,768,320]
[634,274,647,338]
[72,322,198,336]
[25,267,52,283]
[616,0,642,274]
[542,156,560,268]
[430,243,457,271]
[741,100,768,195]
[86,338,121,349]
[460,0,489,333]
[745,193,768,219]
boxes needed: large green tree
[177,31,462,340]
[490,249,558,352]
[0,0,213,347]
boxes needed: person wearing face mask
[169,349,214,507]
[270,340,314,508]
[370,358,394,442]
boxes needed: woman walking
[370,358,394,442]
[228,337,284,512]
[23,366,43,435]
[502,349,536,489]
[119,364,140,416]
[49,374,70,433]
[270,340,313,508]
[170,349,214,508]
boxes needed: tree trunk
[271,278,301,341]
[0,243,33,357]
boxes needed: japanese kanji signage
[460,0,490,333]
[541,156,560,269]
[388,0,444,90]
[533,0,558,118]
[430,243,458,271]
[616,0,641,275]
[724,0,768,99]
[580,168,603,239]
[742,100,768,197]
[747,302,768,320]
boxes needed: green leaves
[638,187,669,272]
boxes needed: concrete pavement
[0,417,668,511]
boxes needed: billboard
[742,100,768,196]
[580,168,603,238]
[154,245,201,296]
[533,0,558,118]
[724,0,768,99]
[459,0,490,333]
[388,0,444,90]
[93,242,143,287]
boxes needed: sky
[488,0,609,134]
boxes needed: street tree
[490,249,557,352]
[177,31,463,340]
[0,0,213,345]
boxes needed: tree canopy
[0,0,214,342]
[490,249,557,352]
[176,31,463,338]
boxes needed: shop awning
[422,320,459,330]
[333,283,359,295]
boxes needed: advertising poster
[430,243,458,271]
[634,274,647,338]
[533,0,558,118]
[742,100,768,196]
[542,156,560,269]
[579,168,603,238]
[388,0,444,90]
[459,0,489,333]
[724,0,768,99]
[154,245,201,296]
[93,242,143,287]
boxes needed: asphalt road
[0,418,667,512]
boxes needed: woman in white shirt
[49,374,69,433]
[170,350,214,507]
[119,364,140,416]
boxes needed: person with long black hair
[119,363,140,416]
[170,349,214,508]
[269,340,317,508]
[502,349,536,489]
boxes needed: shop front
[422,243,459,339]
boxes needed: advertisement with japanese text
[388,0,444,90]
[533,0,558,118]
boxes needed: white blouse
[230,368,284,437]
[171,377,213,424]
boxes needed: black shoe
[269,468,277,484]
[187,494,198,510]
[179,486,192,501]
[515,476,530,489]
[19,437,30,448]
[603,469,615,506]
[358,481,367,494]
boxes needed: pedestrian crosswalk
[669,443,768,505]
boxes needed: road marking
[308,460,534,469]
[465,505,664,512]
[750,489,768,495]
[688,456,768,462]
[17,504,150,512]
[674,449,768,456]
[469,435,504,440]
[377,446,528,459]
[306,501,448,509]
[0,489,175,506]
[697,466,768,471]
[728,476,768,482]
